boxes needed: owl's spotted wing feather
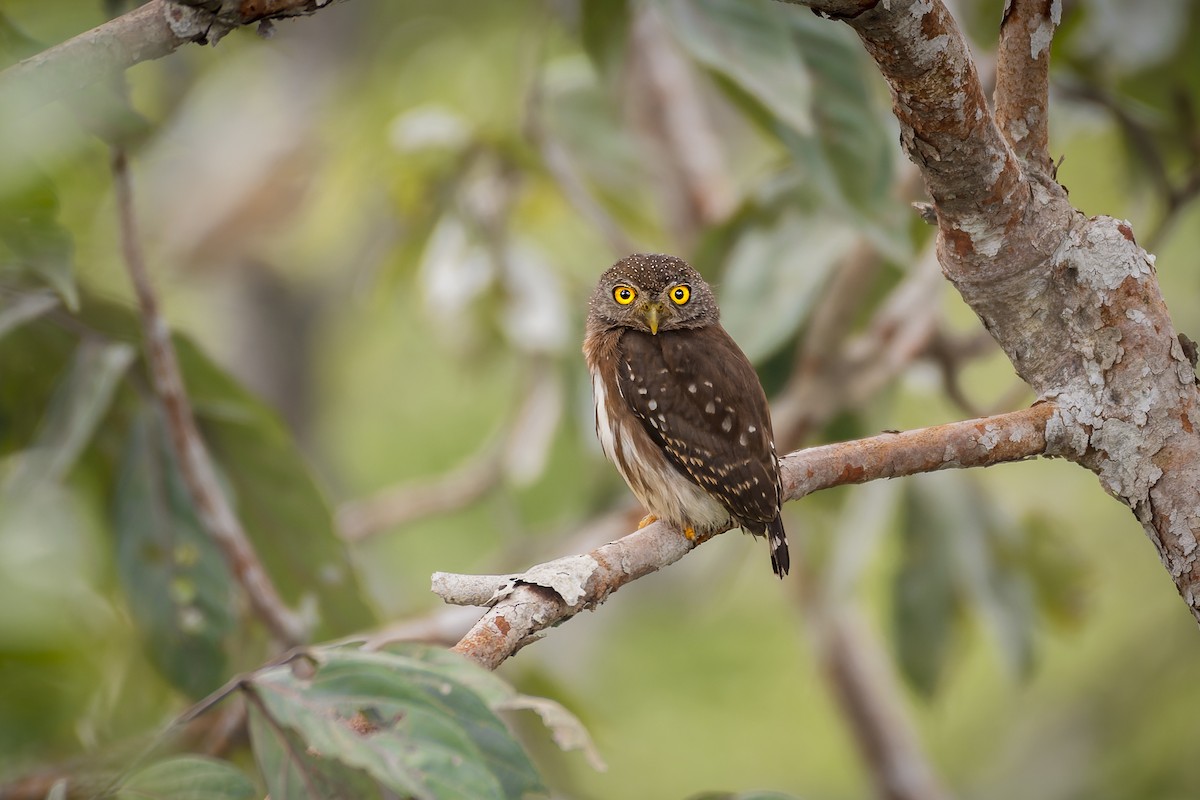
[615,326,784,543]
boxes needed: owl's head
[587,253,719,335]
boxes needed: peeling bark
[792,0,1200,623]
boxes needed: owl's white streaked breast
[590,367,729,533]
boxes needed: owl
[583,253,789,577]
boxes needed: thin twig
[111,147,308,646]
[336,358,561,542]
[439,403,1055,670]
[1058,79,1200,250]
[524,61,637,257]
[627,4,735,245]
[811,606,953,800]
[927,328,999,418]
[336,442,503,542]
[772,239,944,447]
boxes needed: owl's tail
[767,517,789,578]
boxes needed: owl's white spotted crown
[586,253,720,335]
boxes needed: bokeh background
[2,0,1200,797]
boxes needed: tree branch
[336,441,503,542]
[524,61,638,257]
[779,0,1200,625]
[811,606,952,800]
[817,0,1023,236]
[439,404,1054,670]
[0,0,349,116]
[627,4,735,245]
[112,147,308,647]
[994,0,1059,172]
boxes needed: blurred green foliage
[1,0,1199,798]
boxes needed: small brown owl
[583,253,789,577]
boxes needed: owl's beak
[643,302,662,335]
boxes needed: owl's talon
[684,527,696,541]
[637,514,658,530]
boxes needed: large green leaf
[580,0,631,79]
[0,290,57,342]
[114,756,257,800]
[112,407,238,698]
[892,473,1040,697]
[10,294,374,638]
[664,0,904,253]
[249,708,385,800]
[892,480,959,698]
[718,208,857,362]
[4,338,134,492]
[244,645,549,800]
[171,335,376,638]
[0,164,78,310]
[786,11,896,223]
[660,0,813,136]
[952,476,1037,681]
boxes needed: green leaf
[892,480,959,698]
[5,338,134,492]
[244,645,549,800]
[171,336,376,638]
[0,291,57,342]
[892,473,1042,697]
[660,0,813,136]
[115,756,256,800]
[580,0,630,78]
[688,793,802,800]
[957,479,1037,681]
[717,209,857,362]
[786,12,895,221]
[1018,513,1089,629]
[13,295,374,638]
[0,164,79,310]
[0,11,42,68]
[249,708,384,800]
[112,407,237,698]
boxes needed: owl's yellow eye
[614,286,636,305]
[669,285,691,305]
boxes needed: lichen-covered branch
[439,405,1054,670]
[0,0,350,115]
[779,0,1200,624]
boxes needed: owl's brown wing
[615,325,782,528]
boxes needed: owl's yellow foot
[637,514,659,529]
[684,526,697,541]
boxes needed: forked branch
[780,0,1200,624]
